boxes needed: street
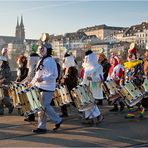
[0,101,148,147]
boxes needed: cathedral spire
[15,15,25,42]
[20,15,24,27]
[16,16,19,27]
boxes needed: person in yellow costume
[124,43,144,119]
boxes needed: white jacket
[31,57,58,91]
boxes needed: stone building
[78,24,126,41]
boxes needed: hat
[43,42,52,49]
[85,50,93,56]
[128,48,137,54]
[128,42,137,54]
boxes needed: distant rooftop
[78,24,126,32]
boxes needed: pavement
[0,101,148,147]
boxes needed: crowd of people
[0,33,148,134]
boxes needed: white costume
[82,51,103,119]
[27,53,40,79]
[62,55,76,69]
[82,52,104,100]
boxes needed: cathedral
[0,16,26,71]
[15,16,25,43]
[0,15,25,50]
[0,16,38,72]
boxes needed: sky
[0,1,148,39]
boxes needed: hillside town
[0,16,148,71]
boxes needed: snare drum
[118,81,143,107]
[8,82,26,107]
[143,78,148,92]
[142,78,148,96]
[18,87,43,115]
[71,84,94,112]
[102,80,120,103]
[53,85,72,107]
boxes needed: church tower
[15,15,25,43]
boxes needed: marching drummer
[29,39,62,134]
[107,50,125,112]
[60,52,78,117]
[0,48,14,115]
[124,43,145,119]
[81,50,104,124]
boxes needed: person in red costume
[107,55,125,111]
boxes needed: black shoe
[82,119,93,124]
[53,120,63,131]
[9,106,14,114]
[120,106,125,111]
[32,128,47,134]
[60,114,68,117]
[120,102,125,111]
[24,114,35,122]
[109,107,118,112]
[97,115,104,123]
[24,118,35,122]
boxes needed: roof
[124,21,148,36]
[78,24,126,32]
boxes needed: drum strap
[38,88,54,93]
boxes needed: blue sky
[0,1,148,39]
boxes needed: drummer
[124,43,144,118]
[60,52,78,117]
[81,50,104,124]
[107,49,125,112]
[29,41,62,134]
[0,48,14,115]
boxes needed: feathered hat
[128,42,137,54]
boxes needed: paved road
[0,102,148,147]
